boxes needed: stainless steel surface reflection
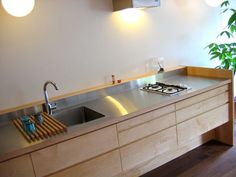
[105,96,128,115]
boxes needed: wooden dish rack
[13,112,67,143]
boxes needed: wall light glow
[205,0,223,7]
[1,0,35,17]
[112,8,148,31]
[118,8,143,24]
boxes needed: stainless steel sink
[52,106,105,126]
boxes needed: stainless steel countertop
[0,69,231,162]
[85,75,222,118]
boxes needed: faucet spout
[43,81,59,115]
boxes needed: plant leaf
[228,12,236,27]
[230,8,236,13]
[207,0,236,73]
[218,31,233,38]
[221,0,230,7]
[210,53,220,60]
[230,25,236,33]
[219,44,226,48]
[207,43,216,49]
[221,8,229,14]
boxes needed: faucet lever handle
[49,102,57,110]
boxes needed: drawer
[31,125,118,177]
[176,85,228,110]
[118,113,176,146]
[117,104,175,132]
[177,104,229,145]
[0,155,35,177]
[176,92,229,123]
[120,127,177,171]
[48,150,122,177]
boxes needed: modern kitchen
[0,0,236,177]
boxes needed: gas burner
[148,85,162,91]
[141,82,191,96]
[163,87,178,94]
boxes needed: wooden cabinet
[117,104,175,146]
[117,104,175,132]
[48,150,122,177]
[33,85,230,176]
[176,91,229,123]
[118,83,231,175]
[0,67,233,177]
[120,127,177,171]
[26,78,231,177]
[29,84,231,177]
[31,125,118,177]
[118,113,175,146]
[0,155,35,177]
[176,85,228,110]
[177,104,229,145]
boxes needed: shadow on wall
[88,0,113,12]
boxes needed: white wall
[0,0,222,110]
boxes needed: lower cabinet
[0,155,35,177]
[118,112,176,146]
[31,125,118,177]
[177,104,229,145]
[176,92,229,123]
[120,127,178,171]
[1,85,231,177]
[48,150,122,177]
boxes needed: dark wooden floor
[142,127,236,177]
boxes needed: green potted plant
[207,0,236,73]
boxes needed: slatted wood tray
[13,112,67,143]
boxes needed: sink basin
[53,106,105,126]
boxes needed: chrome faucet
[43,81,59,115]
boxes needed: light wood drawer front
[120,127,177,171]
[177,104,229,144]
[176,85,228,110]
[0,154,35,177]
[48,150,122,177]
[176,92,229,123]
[118,113,176,146]
[117,104,175,132]
[31,125,118,177]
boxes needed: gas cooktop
[141,82,191,96]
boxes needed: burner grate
[141,82,190,96]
